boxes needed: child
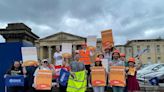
[92,58,105,92]
[127,57,141,92]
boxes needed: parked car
[138,67,164,83]
[137,63,164,83]
[137,63,164,80]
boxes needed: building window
[147,45,150,53]
[147,57,152,64]
[147,57,151,60]
[156,45,160,54]
[137,45,140,48]
[157,57,161,63]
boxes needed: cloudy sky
[0,0,164,45]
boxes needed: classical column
[48,46,52,63]
[40,46,44,60]
[36,46,40,60]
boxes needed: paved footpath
[51,83,164,92]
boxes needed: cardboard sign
[5,75,24,87]
[61,43,72,58]
[109,66,126,87]
[91,67,106,86]
[87,35,97,50]
[128,67,136,76]
[21,47,38,66]
[34,70,52,90]
[62,43,72,54]
[101,29,114,50]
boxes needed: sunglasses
[43,61,48,64]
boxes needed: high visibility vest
[67,70,87,92]
[79,50,91,65]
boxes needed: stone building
[115,39,164,64]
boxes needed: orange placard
[128,67,136,76]
[101,29,114,49]
[35,70,52,90]
[109,66,126,87]
[91,67,106,86]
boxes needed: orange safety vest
[79,50,91,65]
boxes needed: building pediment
[40,32,86,41]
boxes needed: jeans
[112,86,124,92]
[93,86,104,92]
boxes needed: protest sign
[21,47,38,66]
[5,75,24,87]
[91,67,106,86]
[87,35,97,51]
[101,29,114,50]
[109,66,126,87]
[34,70,52,90]
[61,43,72,58]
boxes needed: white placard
[21,47,38,62]
[101,59,109,72]
[61,43,72,54]
[87,35,97,47]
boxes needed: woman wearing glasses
[33,59,55,92]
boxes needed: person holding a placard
[5,61,25,92]
[97,53,111,91]
[110,49,124,66]
[109,49,125,92]
[104,46,114,62]
[53,54,71,85]
[59,57,71,92]
[67,62,87,92]
[33,59,55,92]
[79,43,93,87]
[6,61,24,76]
[126,57,142,92]
[91,58,105,92]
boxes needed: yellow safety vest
[67,70,87,92]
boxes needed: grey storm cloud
[0,0,164,45]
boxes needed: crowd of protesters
[5,43,142,92]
